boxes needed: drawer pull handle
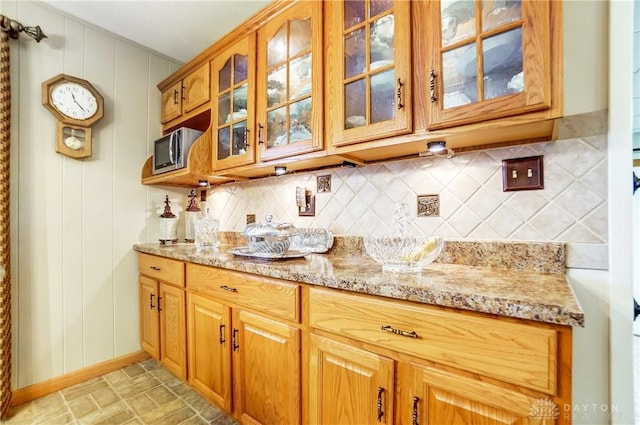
[412,396,419,425]
[377,386,384,422]
[381,325,418,338]
[219,324,226,344]
[157,296,162,312]
[150,266,161,271]
[220,285,238,293]
[149,293,155,310]
[232,328,239,351]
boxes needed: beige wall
[0,1,182,389]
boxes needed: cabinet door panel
[161,80,183,124]
[233,310,301,425]
[212,35,257,171]
[410,363,555,425]
[327,0,412,147]
[187,293,231,410]
[256,1,323,161]
[139,276,159,359]
[427,0,551,129]
[309,334,394,425]
[183,63,210,113]
[160,283,187,380]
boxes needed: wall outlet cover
[246,214,256,224]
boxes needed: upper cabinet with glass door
[256,1,323,162]
[426,0,552,130]
[212,35,256,171]
[326,0,411,147]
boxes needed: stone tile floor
[1,359,238,425]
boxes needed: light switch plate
[502,155,544,191]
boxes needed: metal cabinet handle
[396,78,404,109]
[173,89,179,105]
[219,324,226,344]
[220,285,237,293]
[377,386,384,422]
[429,69,437,103]
[257,123,264,145]
[381,325,418,338]
[232,328,239,351]
[149,293,155,310]
[412,396,420,425]
[181,84,186,101]
[244,128,250,149]
[150,266,160,271]
[157,296,162,312]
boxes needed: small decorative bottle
[195,208,220,249]
[159,195,178,245]
[184,189,201,243]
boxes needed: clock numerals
[51,82,99,120]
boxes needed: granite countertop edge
[134,243,585,328]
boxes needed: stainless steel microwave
[152,127,203,175]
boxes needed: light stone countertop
[133,243,584,327]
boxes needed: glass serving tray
[228,246,311,260]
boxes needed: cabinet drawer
[187,264,300,322]
[309,288,558,395]
[138,253,185,287]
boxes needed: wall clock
[42,74,104,159]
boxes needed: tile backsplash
[202,113,608,270]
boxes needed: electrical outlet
[246,214,256,224]
[502,155,544,191]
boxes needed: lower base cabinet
[139,255,573,425]
[309,334,394,425]
[232,310,301,425]
[187,293,232,411]
[401,362,554,425]
[185,263,302,425]
[138,275,187,380]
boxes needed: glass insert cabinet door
[256,1,323,162]
[212,35,256,171]
[327,0,411,147]
[427,0,552,130]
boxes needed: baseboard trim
[11,350,151,407]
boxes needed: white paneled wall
[0,1,182,389]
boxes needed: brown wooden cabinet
[137,253,187,380]
[161,62,210,125]
[232,310,301,425]
[256,1,324,162]
[422,0,556,130]
[138,252,574,425]
[402,362,551,425]
[139,275,160,359]
[186,292,232,411]
[325,0,412,148]
[308,287,571,425]
[211,35,257,171]
[309,333,394,425]
[145,0,563,187]
[186,263,302,423]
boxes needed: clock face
[51,82,98,120]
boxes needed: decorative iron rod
[0,15,46,42]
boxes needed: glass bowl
[364,234,444,273]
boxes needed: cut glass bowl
[364,234,444,273]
